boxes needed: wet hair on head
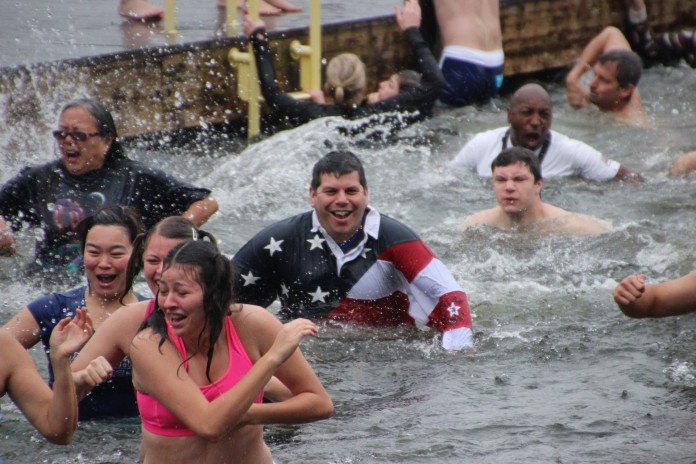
[76,205,144,253]
[491,147,543,183]
[59,98,128,162]
[325,53,367,106]
[122,216,217,303]
[311,150,367,190]
[76,205,145,302]
[598,50,643,88]
[396,70,422,92]
[141,240,234,383]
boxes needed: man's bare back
[434,0,502,51]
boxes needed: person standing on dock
[232,150,474,351]
[420,0,504,107]
[0,99,218,273]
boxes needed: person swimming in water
[565,26,649,128]
[461,147,612,235]
[3,206,146,419]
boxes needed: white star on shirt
[280,283,289,295]
[361,247,372,259]
[241,271,260,287]
[447,303,460,317]
[264,237,284,256]
[307,234,325,250]
[309,286,330,303]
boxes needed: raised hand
[49,308,93,359]
[395,0,421,31]
[268,318,318,365]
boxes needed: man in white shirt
[451,83,640,181]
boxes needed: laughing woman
[130,240,333,463]
[0,98,217,271]
[2,205,146,419]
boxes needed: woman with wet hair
[131,240,333,463]
[0,98,218,271]
[70,215,215,400]
[3,205,146,419]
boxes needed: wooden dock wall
[2,0,695,139]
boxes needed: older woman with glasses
[0,98,218,273]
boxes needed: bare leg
[119,0,164,21]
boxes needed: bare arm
[182,196,219,227]
[0,216,16,256]
[235,306,333,425]
[670,151,696,176]
[4,310,92,444]
[613,272,696,318]
[71,301,149,398]
[3,307,42,348]
[130,318,324,441]
[566,26,632,108]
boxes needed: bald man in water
[421,0,504,106]
[452,83,640,181]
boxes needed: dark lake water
[1,64,696,463]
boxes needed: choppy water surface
[1,66,696,463]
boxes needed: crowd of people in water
[1,0,695,462]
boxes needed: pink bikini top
[136,313,262,437]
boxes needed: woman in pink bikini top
[130,240,333,464]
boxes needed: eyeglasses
[52,130,101,142]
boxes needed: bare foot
[223,0,300,15]
[119,0,164,21]
[266,0,302,12]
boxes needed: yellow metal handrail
[164,0,177,35]
[229,0,322,139]
[290,0,321,91]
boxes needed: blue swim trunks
[438,45,504,107]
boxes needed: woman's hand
[243,15,266,37]
[49,308,93,360]
[395,0,421,31]
[267,318,318,366]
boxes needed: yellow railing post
[228,0,261,139]
[289,0,321,91]
[226,0,239,36]
[164,0,177,35]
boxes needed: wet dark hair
[311,150,367,190]
[76,205,144,303]
[59,98,128,163]
[76,205,144,253]
[122,216,217,301]
[491,147,543,183]
[141,240,234,383]
[598,50,643,88]
[397,70,422,92]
